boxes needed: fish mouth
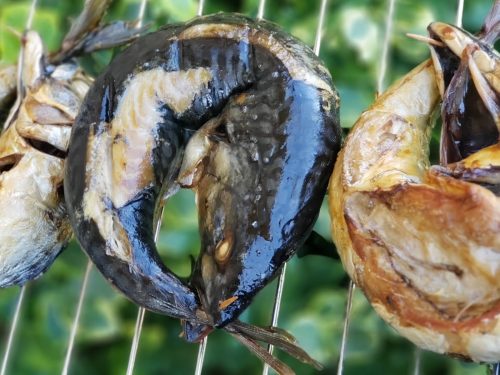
[427,22,475,56]
[181,295,240,342]
[181,295,245,342]
[182,319,214,343]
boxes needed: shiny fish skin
[65,13,341,331]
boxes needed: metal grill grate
[0,0,492,374]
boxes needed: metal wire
[137,0,149,33]
[336,281,355,375]
[413,347,422,375]
[337,1,397,373]
[62,3,152,374]
[407,3,467,374]
[257,2,277,372]
[125,207,163,375]
[261,264,287,375]
[257,0,266,20]
[192,2,209,372]
[377,0,396,94]
[0,286,26,375]
[261,2,328,374]
[194,335,208,375]
[0,2,37,372]
[489,363,500,375]
[137,0,148,28]
[456,0,464,28]
[4,0,39,130]
[313,0,328,56]
[123,3,152,374]
[198,0,205,17]
[25,0,38,30]
[126,305,147,375]
[61,260,92,375]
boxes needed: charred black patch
[56,183,65,201]
[151,112,188,188]
[443,68,499,163]
[433,24,500,165]
[0,154,23,173]
[0,162,15,173]
[481,183,500,196]
[27,138,67,158]
[0,91,16,128]
[99,81,115,124]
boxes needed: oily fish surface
[329,60,500,362]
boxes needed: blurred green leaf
[150,0,197,23]
[0,3,60,63]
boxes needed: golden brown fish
[329,4,500,361]
[0,0,144,288]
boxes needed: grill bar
[337,0,397,373]
[261,264,287,375]
[313,0,328,55]
[123,11,160,373]
[194,334,208,375]
[126,307,146,375]
[193,1,208,372]
[198,0,205,17]
[137,0,148,27]
[0,286,26,375]
[336,281,355,375]
[126,205,162,375]
[257,0,266,20]
[0,1,38,372]
[261,1,328,374]
[118,2,151,373]
[456,0,464,28]
[61,260,92,375]
[377,0,396,94]
[413,347,422,375]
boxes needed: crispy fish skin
[0,150,71,286]
[329,61,439,283]
[0,0,143,288]
[0,32,92,288]
[329,59,500,362]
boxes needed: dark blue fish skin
[189,77,339,331]
[65,13,341,332]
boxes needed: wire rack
[0,0,493,374]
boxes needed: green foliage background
[0,0,494,374]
